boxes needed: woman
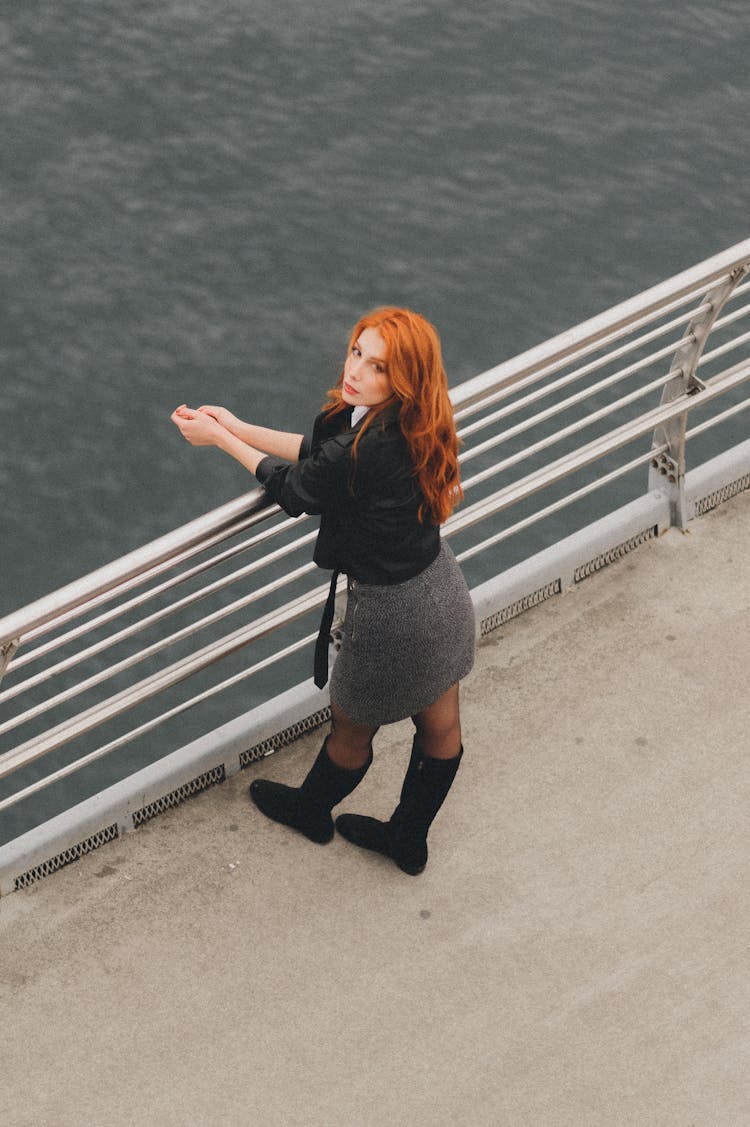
[171,307,475,875]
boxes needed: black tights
[326,683,462,771]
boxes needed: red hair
[322,307,463,524]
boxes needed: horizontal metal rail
[0,529,318,708]
[1,236,749,817]
[0,631,319,817]
[686,396,750,440]
[1,577,346,778]
[456,305,708,440]
[451,238,750,416]
[0,558,319,737]
[457,293,750,444]
[449,358,750,539]
[0,490,278,648]
[460,365,674,475]
[453,444,666,566]
[8,513,308,672]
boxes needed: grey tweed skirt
[329,540,475,725]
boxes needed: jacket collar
[342,400,400,431]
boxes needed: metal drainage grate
[694,472,750,516]
[132,764,227,827]
[479,579,562,638]
[574,526,658,583]
[240,706,332,767]
[14,823,119,891]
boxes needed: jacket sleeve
[255,433,353,517]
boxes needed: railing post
[649,265,750,529]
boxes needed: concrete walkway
[2,490,749,1127]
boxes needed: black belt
[314,570,339,689]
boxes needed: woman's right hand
[198,405,239,431]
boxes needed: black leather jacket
[255,405,440,584]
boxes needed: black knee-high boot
[249,737,372,844]
[335,739,463,875]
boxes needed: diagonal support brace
[649,263,750,529]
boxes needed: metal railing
[2,237,750,824]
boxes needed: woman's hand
[171,404,275,475]
[197,404,239,431]
[171,404,227,447]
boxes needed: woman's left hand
[171,404,226,447]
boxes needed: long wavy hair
[322,307,463,524]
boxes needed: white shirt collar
[351,405,369,427]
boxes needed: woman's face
[342,326,392,408]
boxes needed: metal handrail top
[0,489,277,650]
[451,237,750,414]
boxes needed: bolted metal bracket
[0,637,20,685]
[650,451,679,484]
